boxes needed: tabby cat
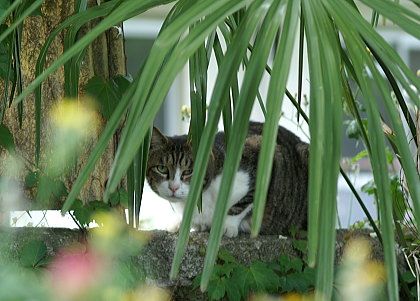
[146,121,308,237]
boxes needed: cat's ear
[151,126,169,147]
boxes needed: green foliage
[194,248,314,301]
[19,240,49,268]
[0,0,418,299]
[0,123,14,152]
[24,171,39,188]
[84,75,132,120]
[345,119,367,140]
[36,175,68,204]
[0,24,15,81]
[401,270,418,299]
[70,189,128,227]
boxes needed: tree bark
[0,0,126,211]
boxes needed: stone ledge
[0,227,387,299]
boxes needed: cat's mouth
[167,196,184,203]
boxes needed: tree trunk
[0,0,126,211]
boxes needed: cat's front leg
[223,204,253,238]
[167,220,181,232]
[223,217,240,237]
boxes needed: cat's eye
[155,165,169,174]
[182,169,193,177]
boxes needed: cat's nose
[169,184,180,193]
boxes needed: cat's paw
[223,224,239,238]
[167,221,181,232]
[192,223,209,232]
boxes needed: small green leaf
[109,188,128,207]
[84,76,119,120]
[37,176,68,203]
[24,171,39,188]
[361,179,376,195]
[350,150,368,164]
[401,270,415,284]
[207,277,226,301]
[118,189,128,207]
[89,200,111,211]
[20,240,48,268]
[218,248,237,264]
[72,200,111,226]
[225,283,241,301]
[70,198,83,211]
[0,124,15,152]
[112,75,132,96]
[232,261,280,292]
[279,272,310,293]
[193,274,202,290]
[218,262,236,277]
[292,240,307,253]
[230,266,250,298]
[72,202,94,226]
[278,254,303,273]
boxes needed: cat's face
[147,128,194,203]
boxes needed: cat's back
[241,121,309,235]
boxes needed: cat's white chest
[192,170,250,231]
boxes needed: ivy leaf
[84,76,119,120]
[37,176,68,204]
[109,188,128,207]
[20,240,48,268]
[232,261,279,296]
[248,261,280,292]
[292,240,307,253]
[278,254,303,273]
[0,124,15,152]
[114,257,145,289]
[279,273,308,293]
[193,274,202,290]
[25,171,39,188]
[73,206,92,226]
[218,248,237,264]
[207,277,226,301]
[225,279,242,301]
[118,189,128,207]
[279,267,315,293]
[218,263,236,277]
[112,74,132,96]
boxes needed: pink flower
[47,244,106,299]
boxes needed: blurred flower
[181,105,191,121]
[48,244,107,300]
[250,292,316,301]
[336,238,386,301]
[120,285,171,301]
[50,98,98,134]
[0,154,26,214]
[48,98,99,176]
[90,211,148,257]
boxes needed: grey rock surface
[0,227,386,300]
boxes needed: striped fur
[146,122,308,236]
